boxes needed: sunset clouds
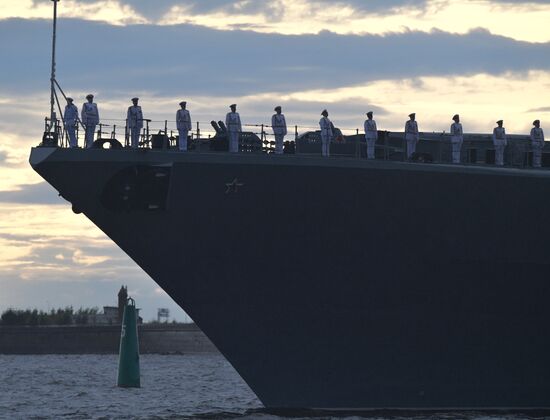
[0,0,546,42]
[1,0,549,320]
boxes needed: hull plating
[30,148,550,409]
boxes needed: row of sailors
[63,96,285,153]
[360,111,545,167]
[64,96,546,167]
[317,109,544,168]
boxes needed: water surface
[1,354,547,420]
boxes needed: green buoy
[117,297,140,388]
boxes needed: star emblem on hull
[225,178,244,194]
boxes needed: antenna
[50,0,59,129]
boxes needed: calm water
[0,354,548,420]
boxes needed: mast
[50,0,59,129]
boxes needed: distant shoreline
[0,324,219,355]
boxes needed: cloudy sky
[1,0,549,321]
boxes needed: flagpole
[50,0,59,129]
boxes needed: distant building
[86,306,141,325]
[80,286,142,326]
[157,308,170,323]
[87,306,119,325]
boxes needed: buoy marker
[117,297,140,388]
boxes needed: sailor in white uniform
[127,97,143,149]
[271,106,287,154]
[319,109,333,157]
[493,120,507,166]
[530,119,545,168]
[81,94,99,148]
[64,97,79,148]
[225,104,242,153]
[364,111,377,160]
[450,114,463,164]
[405,113,419,160]
[176,101,192,152]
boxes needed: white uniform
[127,105,143,148]
[364,119,378,159]
[176,109,192,152]
[64,103,79,148]
[225,111,242,153]
[271,113,287,154]
[81,102,99,148]
[530,126,545,168]
[493,126,507,166]
[319,116,333,157]
[450,122,463,163]
[405,120,419,159]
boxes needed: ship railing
[41,117,541,168]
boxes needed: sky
[0,0,549,322]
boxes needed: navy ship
[30,134,550,409]
[31,0,550,410]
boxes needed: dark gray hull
[30,147,550,409]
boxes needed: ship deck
[30,145,550,179]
